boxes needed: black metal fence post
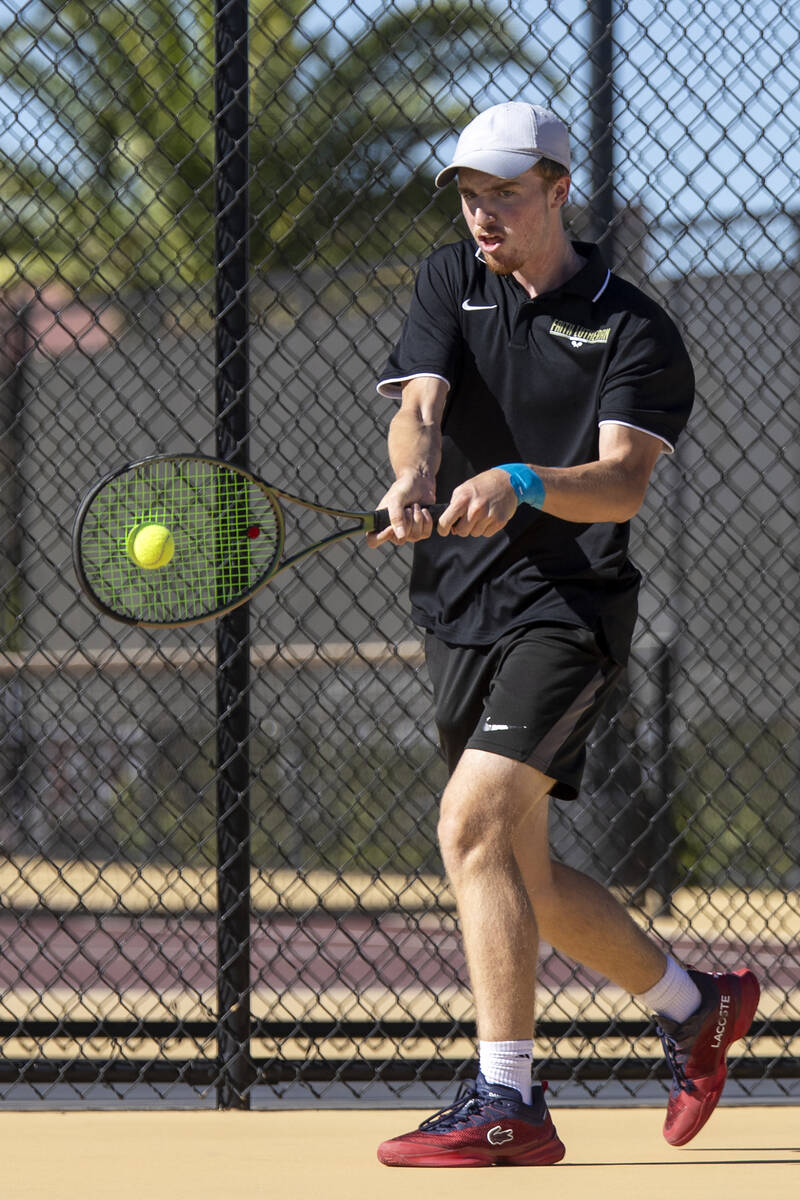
[214,0,253,1110]
[652,636,676,912]
[588,0,615,261]
[0,293,31,818]
[0,292,29,652]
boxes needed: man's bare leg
[437,750,552,1039]
[512,784,667,993]
[438,748,666,1044]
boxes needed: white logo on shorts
[481,718,528,733]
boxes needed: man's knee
[437,750,551,873]
[437,760,505,874]
[437,784,495,875]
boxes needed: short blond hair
[532,156,570,186]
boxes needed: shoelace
[657,1025,696,1094]
[418,1081,490,1132]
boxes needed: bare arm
[368,376,448,546]
[538,423,664,522]
[437,423,665,537]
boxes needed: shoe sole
[665,969,760,1147]
[378,1137,566,1167]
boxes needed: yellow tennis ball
[126,523,175,569]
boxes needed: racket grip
[372,503,448,534]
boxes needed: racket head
[73,454,285,627]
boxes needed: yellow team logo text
[549,319,611,349]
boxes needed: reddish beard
[474,227,520,275]
[480,244,522,276]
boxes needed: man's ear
[552,175,571,209]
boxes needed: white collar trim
[592,269,611,302]
[474,246,611,301]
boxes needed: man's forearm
[535,424,664,524]
[368,378,448,544]
[535,457,650,524]
[387,377,448,500]
[436,424,665,538]
[388,407,442,500]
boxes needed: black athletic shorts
[425,623,624,801]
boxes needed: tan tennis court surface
[5,1106,799,1200]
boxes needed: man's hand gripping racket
[73,454,445,628]
[369,467,521,546]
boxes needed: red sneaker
[658,968,760,1147]
[377,1072,565,1167]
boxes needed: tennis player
[369,102,760,1167]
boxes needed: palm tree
[248,1,563,273]
[0,0,215,291]
[0,0,561,291]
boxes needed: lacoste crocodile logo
[487,1124,514,1145]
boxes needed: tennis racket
[73,453,445,628]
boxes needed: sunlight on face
[457,167,569,277]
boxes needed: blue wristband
[497,463,546,508]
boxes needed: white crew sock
[479,1039,534,1104]
[636,955,702,1024]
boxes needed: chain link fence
[0,0,798,1107]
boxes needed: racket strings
[80,459,282,623]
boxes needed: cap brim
[434,148,546,189]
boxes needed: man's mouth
[477,232,504,252]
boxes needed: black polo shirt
[377,240,694,662]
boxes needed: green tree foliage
[1,0,216,290]
[673,717,798,889]
[0,0,560,291]
[109,718,446,874]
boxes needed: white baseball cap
[435,102,571,188]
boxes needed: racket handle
[372,503,448,534]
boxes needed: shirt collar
[487,240,611,305]
[561,241,611,302]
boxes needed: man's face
[457,166,569,276]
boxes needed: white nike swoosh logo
[481,720,528,732]
[462,299,498,311]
